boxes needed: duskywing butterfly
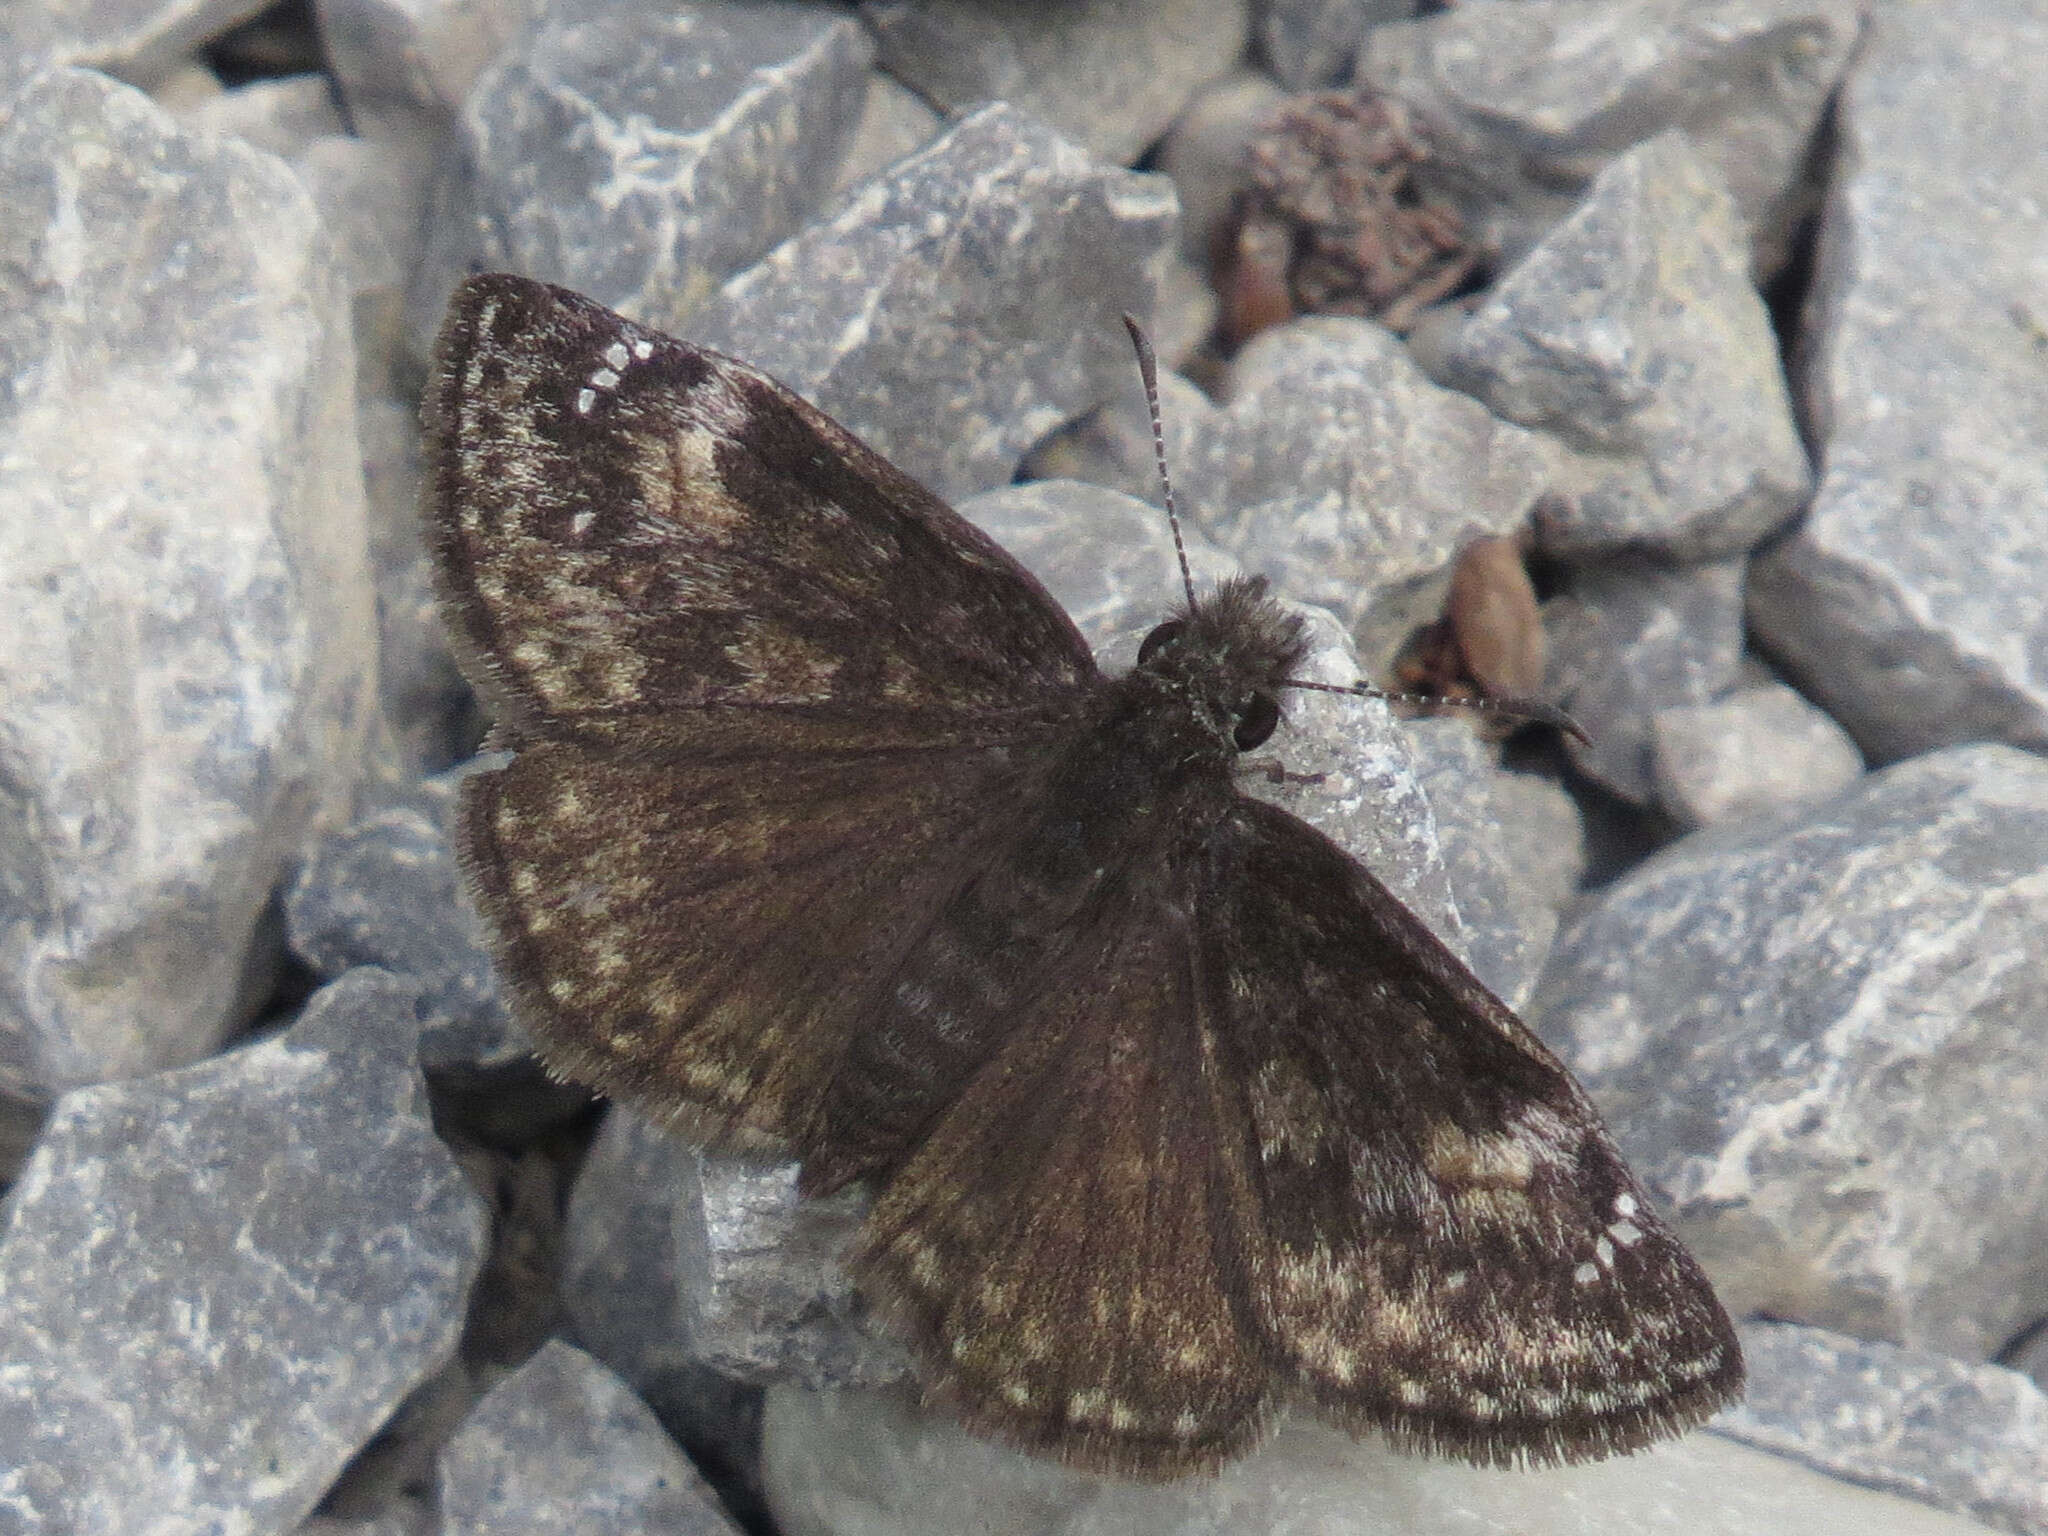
[424,273,1742,1478]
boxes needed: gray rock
[829,68,944,196]
[691,104,1179,505]
[0,0,272,99]
[0,970,489,1536]
[685,1154,908,1391]
[0,69,383,1103]
[353,391,475,772]
[1544,555,1747,805]
[439,1340,741,1536]
[169,71,346,157]
[317,0,549,137]
[284,771,519,1069]
[1747,1,2048,765]
[1017,367,1230,564]
[561,1109,768,1511]
[1258,0,1416,90]
[412,0,873,346]
[1145,67,1287,269]
[1425,133,1810,561]
[1358,0,1864,275]
[1651,682,1864,828]
[1719,1320,2048,1536]
[862,0,1251,166]
[1532,744,2048,1361]
[1402,717,1585,1010]
[763,1385,2004,1536]
[1204,316,1559,669]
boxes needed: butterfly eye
[1233,692,1280,751]
[1137,619,1187,665]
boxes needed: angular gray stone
[1154,67,1287,270]
[439,1340,740,1536]
[317,0,549,136]
[1651,682,1864,828]
[284,771,519,1069]
[1424,133,1810,560]
[1359,0,1864,275]
[692,104,1179,505]
[0,970,489,1536]
[1543,555,1747,805]
[1258,0,1416,90]
[1532,744,2048,1360]
[829,68,944,196]
[1203,316,1559,670]
[0,0,272,99]
[354,391,475,773]
[168,71,347,158]
[1402,718,1585,1010]
[561,1109,768,1512]
[684,1154,907,1391]
[1016,368,1231,564]
[1718,1321,2048,1536]
[0,69,383,1102]
[412,0,873,344]
[862,0,1251,166]
[763,1384,2002,1536]
[1747,1,2048,765]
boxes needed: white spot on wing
[604,341,629,370]
[575,387,596,414]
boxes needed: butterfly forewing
[426,274,1097,736]
[1192,799,1743,1464]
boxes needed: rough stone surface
[285,772,519,1069]
[763,1385,2002,1536]
[317,0,549,136]
[691,104,1179,505]
[1719,1321,2048,1536]
[0,69,382,1102]
[1154,68,1287,271]
[1017,366,1228,529]
[1425,133,1810,560]
[1204,316,1559,669]
[439,1340,741,1536]
[1543,555,1748,806]
[169,71,346,157]
[829,68,944,195]
[411,0,873,347]
[1748,1,2048,765]
[862,0,1251,166]
[1532,744,2048,1361]
[1402,719,1585,1010]
[1651,682,1864,828]
[1359,0,1864,275]
[1259,0,1417,89]
[0,970,489,1535]
[0,0,273,98]
[560,1109,769,1517]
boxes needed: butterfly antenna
[1282,677,1592,745]
[1122,314,1199,611]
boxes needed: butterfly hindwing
[457,712,1066,1148]
[1193,798,1743,1464]
[851,874,1273,1476]
[425,274,1097,738]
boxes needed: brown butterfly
[424,273,1741,1478]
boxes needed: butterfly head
[1132,574,1309,755]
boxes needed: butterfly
[423,272,1742,1479]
